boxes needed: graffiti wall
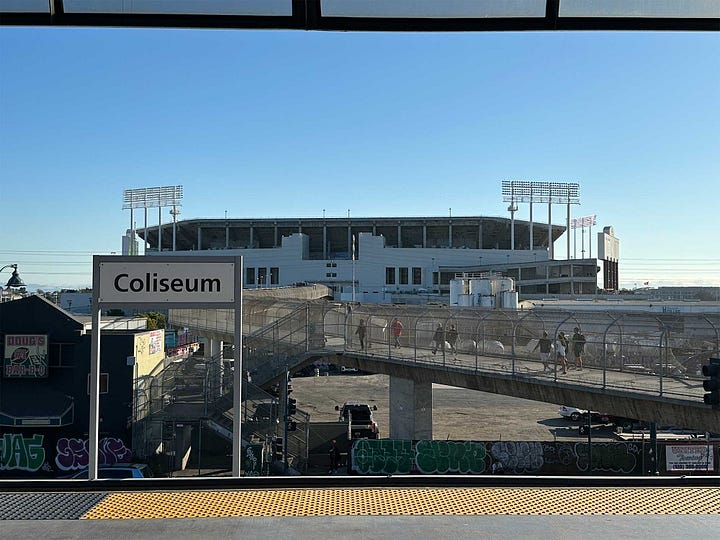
[0,432,131,477]
[350,439,718,476]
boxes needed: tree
[138,312,166,330]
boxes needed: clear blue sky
[1,27,718,290]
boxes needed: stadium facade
[134,215,618,303]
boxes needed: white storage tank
[457,294,473,307]
[480,295,496,308]
[470,278,493,296]
[496,278,514,293]
[500,290,518,309]
[449,280,467,305]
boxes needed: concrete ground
[292,373,610,442]
[4,515,718,540]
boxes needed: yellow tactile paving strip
[82,487,720,519]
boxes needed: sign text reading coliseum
[97,260,236,304]
[114,272,221,294]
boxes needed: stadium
[132,206,619,303]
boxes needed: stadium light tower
[502,180,579,259]
[571,215,597,259]
[123,185,183,253]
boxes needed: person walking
[390,318,403,348]
[356,320,367,350]
[572,327,586,370]
[446,324,458,354]
[555,331,568,374]
[432,324,445,355]
[533,331,553,372]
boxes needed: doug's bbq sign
[4,335,49,378]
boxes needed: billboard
[665,444,715,472]
[3,335,49,378]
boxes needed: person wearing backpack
[572,327,586,371]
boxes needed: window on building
[270,267,279,285]
[246,267,255,285]
[326,262,337,267]
[325,272,337,278]
[399,267,408,285]
[258,267,267,286]
[412,267,422,285]
[433,271,439,286]
[87,373,109,395]
[386,267,396,285]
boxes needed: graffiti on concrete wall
[349,439,666,475]
[352,439,414,474]
[575,441,640,474]
[416,440,487,474]
[490,441,544,473]
[0,433,46,472]
[540,442,575,467]
[55,437,132,471]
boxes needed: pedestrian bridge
[169,298,720,435]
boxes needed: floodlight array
[123,186,183,209]
[502,180,580,204]
[571,215,597,229]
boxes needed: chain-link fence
[138,299,718,475]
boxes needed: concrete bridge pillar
[389,376,432,440]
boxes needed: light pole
[352,234,356,302]
[0,264,25,302]
[1,264,25,288]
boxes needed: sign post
[89,255,242,480]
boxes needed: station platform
[2,485,718,520]
[2,482,718,540]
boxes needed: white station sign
[98,261,236,304]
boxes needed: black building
[0,295,140,478]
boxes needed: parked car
[560,406,638,432]
[558,406,614,423]
[335,401,379,439]
[558,406,589,421]
[69,463,152,479]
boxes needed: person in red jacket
[390,318,403,348]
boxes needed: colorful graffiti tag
[353,439,414,474]
[244,444,263,476]
[55,437,132,471]
[0,433,46,472]
[416,440,487,474]
[348,439,683,476]
[0,433,132,474]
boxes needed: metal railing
[320,304,719,400]
[168,299,719,402]
[146,299,719,473]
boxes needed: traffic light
[272,437,284,461]
[288,397,297,416]
[702,358,720,406]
